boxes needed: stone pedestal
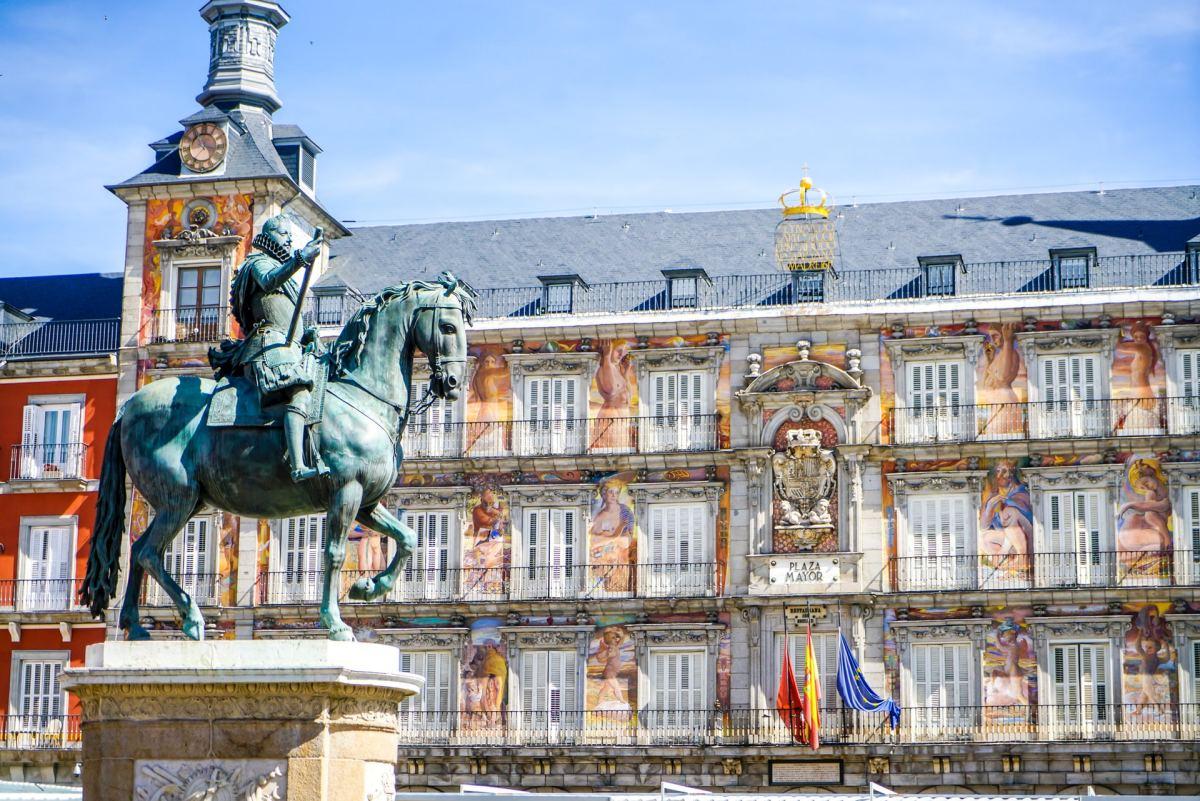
[62,640,421,801]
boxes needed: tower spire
[197,0,290,115]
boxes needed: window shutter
[912,642,971,711]
[1043,356,1068,404]
[907,496,968,558]
[1052,644,1079,710]
[1181,351,1199,399]
[20,404,41,477]
[909,363,932,409]
[1192,640,1200,702]
[1080,643,1108,716]
[649,506,666,566]
[936,362,961,407]
[526,508,545,568]
[1186,488,1200,567]
[1045,492,1073,555]
[18,660,63,720]
[522,650,548,712]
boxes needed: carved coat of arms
[772,428,836,526]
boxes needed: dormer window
[538,274,587,314]
[274,129,321,195]
[1187,239,1200,284]
[918,255,962,297]
[1050,247,1095,290]
[662,268,709,310]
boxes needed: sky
[0,0,1197,278]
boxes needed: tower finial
[197,0,291,115]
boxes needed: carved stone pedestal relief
[63,641,420,801]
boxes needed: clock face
[179,122,228,173]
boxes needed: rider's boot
[285,406,323,482]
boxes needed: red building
[0,273,120,783]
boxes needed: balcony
[891,396,1199,445]
[890,550,1200,592]
[0,578,85,612]
[393,703,1200,746]
[9,443,88,484]
[0,715,81,751]
[256,563,717,605]
[0,318,118,359]
[142,573,222,607]
[148,306,230,344]
[405,415,720,459]
[465,252,1191,319]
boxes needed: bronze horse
[82,274,472,640]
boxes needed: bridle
[408,296,467,417]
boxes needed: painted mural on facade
[465,334,732,449]
[1122,603,1178,722]
[880,317,1172,443]
[978,460,1032,582]
[462,617,507,727]
[588,618,636,713]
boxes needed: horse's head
[411,271,474,401]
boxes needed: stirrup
[290,465,320,482]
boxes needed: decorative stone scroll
[135,759,285,801]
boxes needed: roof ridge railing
[0,317,121,359]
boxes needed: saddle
[207,352,331,428]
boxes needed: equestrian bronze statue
[81,217,473,641]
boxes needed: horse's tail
[80,416,126,620]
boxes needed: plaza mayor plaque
[768,555,840,587]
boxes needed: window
[645,371,707,451]
[1050,248,1094,290]
[18,523,73,611]
[1179,487,1200,585]
[903,495,972,590]
[519,507,578,599]
[1049,642,1110,735]
[1173,350,1200,434]
[519,649,580,736]
[522,376,583,455]
[407,378,460,458]
[901,360,964,443]
[11,654,65,732]
[643,502,707,596]
[1034,354,1104,438]
[1042,490,1109,587]
[270,515,326,603]
[910,642,974,734]
[1191,640,1200,704]
[398,651,454,730]
[399,511,452,601]
[790,271,824,303]
[662,268,708,310]
[647,648,705,731]
[158,517,215,606]
[299,146,317,191]
[313,292,346,326]
[777,630,838,710]
[18,401,83,480]
[175,265,223,341]
[919,256,961,297]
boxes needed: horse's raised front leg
[122,501,204,641]
[320,481,363,641]
[348,504,416,602]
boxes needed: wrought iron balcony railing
[890,550,1200,592]
[0,318,118,358]
[393,703,1200,746]
[404,414,720,459]
[141,572,222,608]
[892,396,1200,445]
[0,715,81,751]
[0,578,85,612]
[256,563,717,605]
[149,306,230,344]
[9,443,88,482]
[464,252,1191,319]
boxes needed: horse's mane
[331,273,476,375]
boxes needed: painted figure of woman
[465,487,507,593]
[978,323,1022,437]
[986,618,1032,707]
[592,340,633,449]
[979,461,1033,579]
[1118,322,1162,434]
[1117,461,1172,553]
[468,351,509,453]
[589,480,635,592]
[592,625,631,711]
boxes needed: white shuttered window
[648,371,706,450]
[398,651,454,720]
[904,495,971,589]
[408,379,458,457]
[1050,643,1110,732]
[903,361,964,442]
[521,507,577,598]
[1043,490,1108,586]
[400,511,452,600]
[160,516,213,605]
[1181,487,1200,585]
[19,402,82,479]
[649,648,705,731]
[520,649,580,734]
[274,515,326,603]
[19,525,73,610]
[1038,355,1103,437]
[524,376,581,455]
[645,502,707,596]
[14,656,65,726]
[910,642,973,732]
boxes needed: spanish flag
[801,622,821,749]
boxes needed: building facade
[56,0,1200,794]
[0,275,120,782]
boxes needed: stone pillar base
[63,640,420,801]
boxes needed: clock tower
[197,0,290,115]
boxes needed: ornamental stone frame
[1014,328,1120,405]
[386,486,472,573]
[1021,464,1123,554]
[1167,614,1200,705]
[753,606,845,709]
[626,623,723,711]
[883,334,985,410]
[628,481,723,574]
[1154,323,1200,400]
[628,345,725,418]
[887,470,985,565]
[375,627,471,714]
[502,483,595,571]
[1028,616,1126,710]
[891,618,990,709]
[151,233,242,343]
[1161,462,1200,572]
[500,625,592,714]
[507,351,599,422]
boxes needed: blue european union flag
[836,630,901,729]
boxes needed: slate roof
[0,273,122,321]
[323,185,1200,294]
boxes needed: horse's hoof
[347,578,374,601]
[329,625,355,642]
[182,618,205,641]
[125,625,151,641]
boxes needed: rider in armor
[210,214,326,482]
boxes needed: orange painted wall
[0,626,105,714]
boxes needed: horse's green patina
[80,273,473,641]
